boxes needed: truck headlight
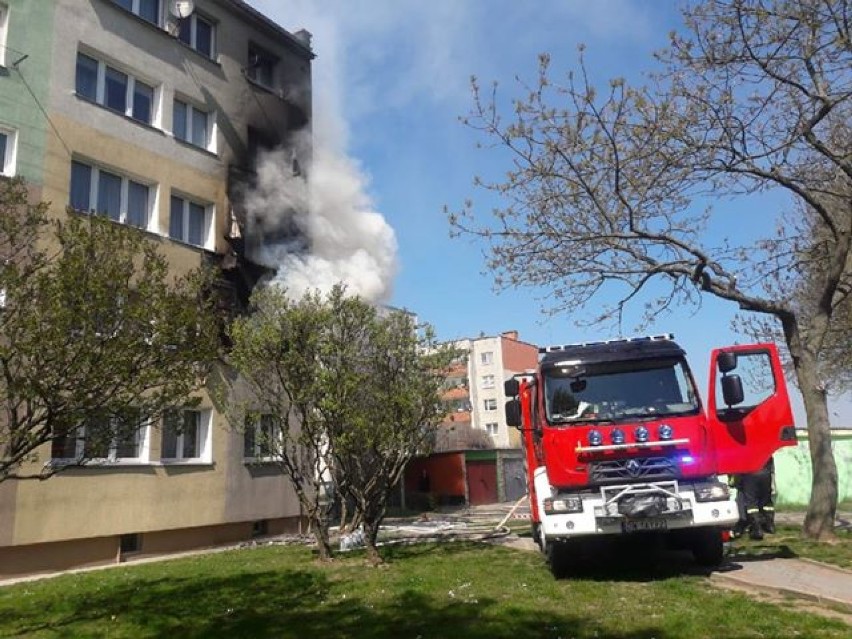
[635,425,649,442]
[658,424,673,440]
[694,482,730,502]
[588,430,603,446]
[611,428,625,445]
[543,496,584,514]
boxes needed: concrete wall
[0,0,55,183]
[774,431,852,505]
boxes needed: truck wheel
[545,539,571,579]
[691,527,724,567]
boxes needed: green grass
[1,540,848,638]
[730,524,852,569]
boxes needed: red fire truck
[504,334,796,576]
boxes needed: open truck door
[707,343,797,475]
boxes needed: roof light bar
[538,333,675,354]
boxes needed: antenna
[169,0,195,19]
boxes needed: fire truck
[504,334,796,575]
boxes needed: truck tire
[691,527,724,567]
[545,539,572,579]
[532,522,543,551]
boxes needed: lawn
[1,539,849,639]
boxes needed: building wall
[0,0,55,183]
[774,431,852,505]
[0,0,314,577]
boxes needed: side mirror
[504,378,520,397]
[721,374,744,407]
[505,399,521,428]
[718,351,737,374]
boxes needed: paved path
[712,556,852,609]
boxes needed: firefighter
[728,473,747,538]
[739,457,775,540]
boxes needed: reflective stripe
[746,508,760,514]
[764,506,775,512]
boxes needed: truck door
[706,343,797,475]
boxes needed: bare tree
[450,0,851,539]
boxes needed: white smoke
[241,3,399,304]
[245,140,397,303]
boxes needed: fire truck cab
[505,334,795,576]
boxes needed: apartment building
[437,331,538,450]
[0,0,313,578]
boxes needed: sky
[245,0,851,427]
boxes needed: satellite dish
[169,0,195,19]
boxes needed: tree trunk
[362,518,383,566]
[782,315,838,540]
[312,511,334,561]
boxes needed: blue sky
[247,1,851,427]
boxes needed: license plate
[622,519,668,533]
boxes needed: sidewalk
[712,555,852,610]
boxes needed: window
[69,159,152,229]
[481,374,495,389]
[0,3,9,68]
[113,0,160,26]
[120,533,141,554]
[484,398,497,411]
[480,351,494,365]
[161,408,210,461]
[173,99,212,150]
[244,414,279,459]
[247,44,277,88]
[485,423,499,436]
[52,411,148,462]
[0,126,16,176]
[178,13,215,58]
[169,193,210,248]
[75,52,157,126]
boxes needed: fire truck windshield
[543,356,699,425]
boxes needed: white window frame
[161,408,212,463]
[481,374,495,389]
[244,414,281,462]
[480,351,494,365]
[483,398,497,411]
[0,3,9,68]
[178,12,216,58]
[76,50,161,128]
[52,415,151,464]
[113,0,161,26]
[0,125,17,177]
[169,191,213,249]
[485,422,499,436]
[172,97,216,153]
[70,159,156,232]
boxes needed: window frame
[481,374,495,389]
[480,351,494,365]
[51,413,151,464]
[75,51,159,127]
[485,422,499,436]
[112,0,161,27]
[0,3,9,68]
[160,408,212,463]
[246,43,278,89]
[172,97,215,152]
[0,125,17,177]
[244,414,281,462]
[178,12,216,59]
[69,158,155,231]
[483,398,498,411]
[169,192,212,249]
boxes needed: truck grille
[589,456,678,484]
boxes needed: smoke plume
[244,135,397,303]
